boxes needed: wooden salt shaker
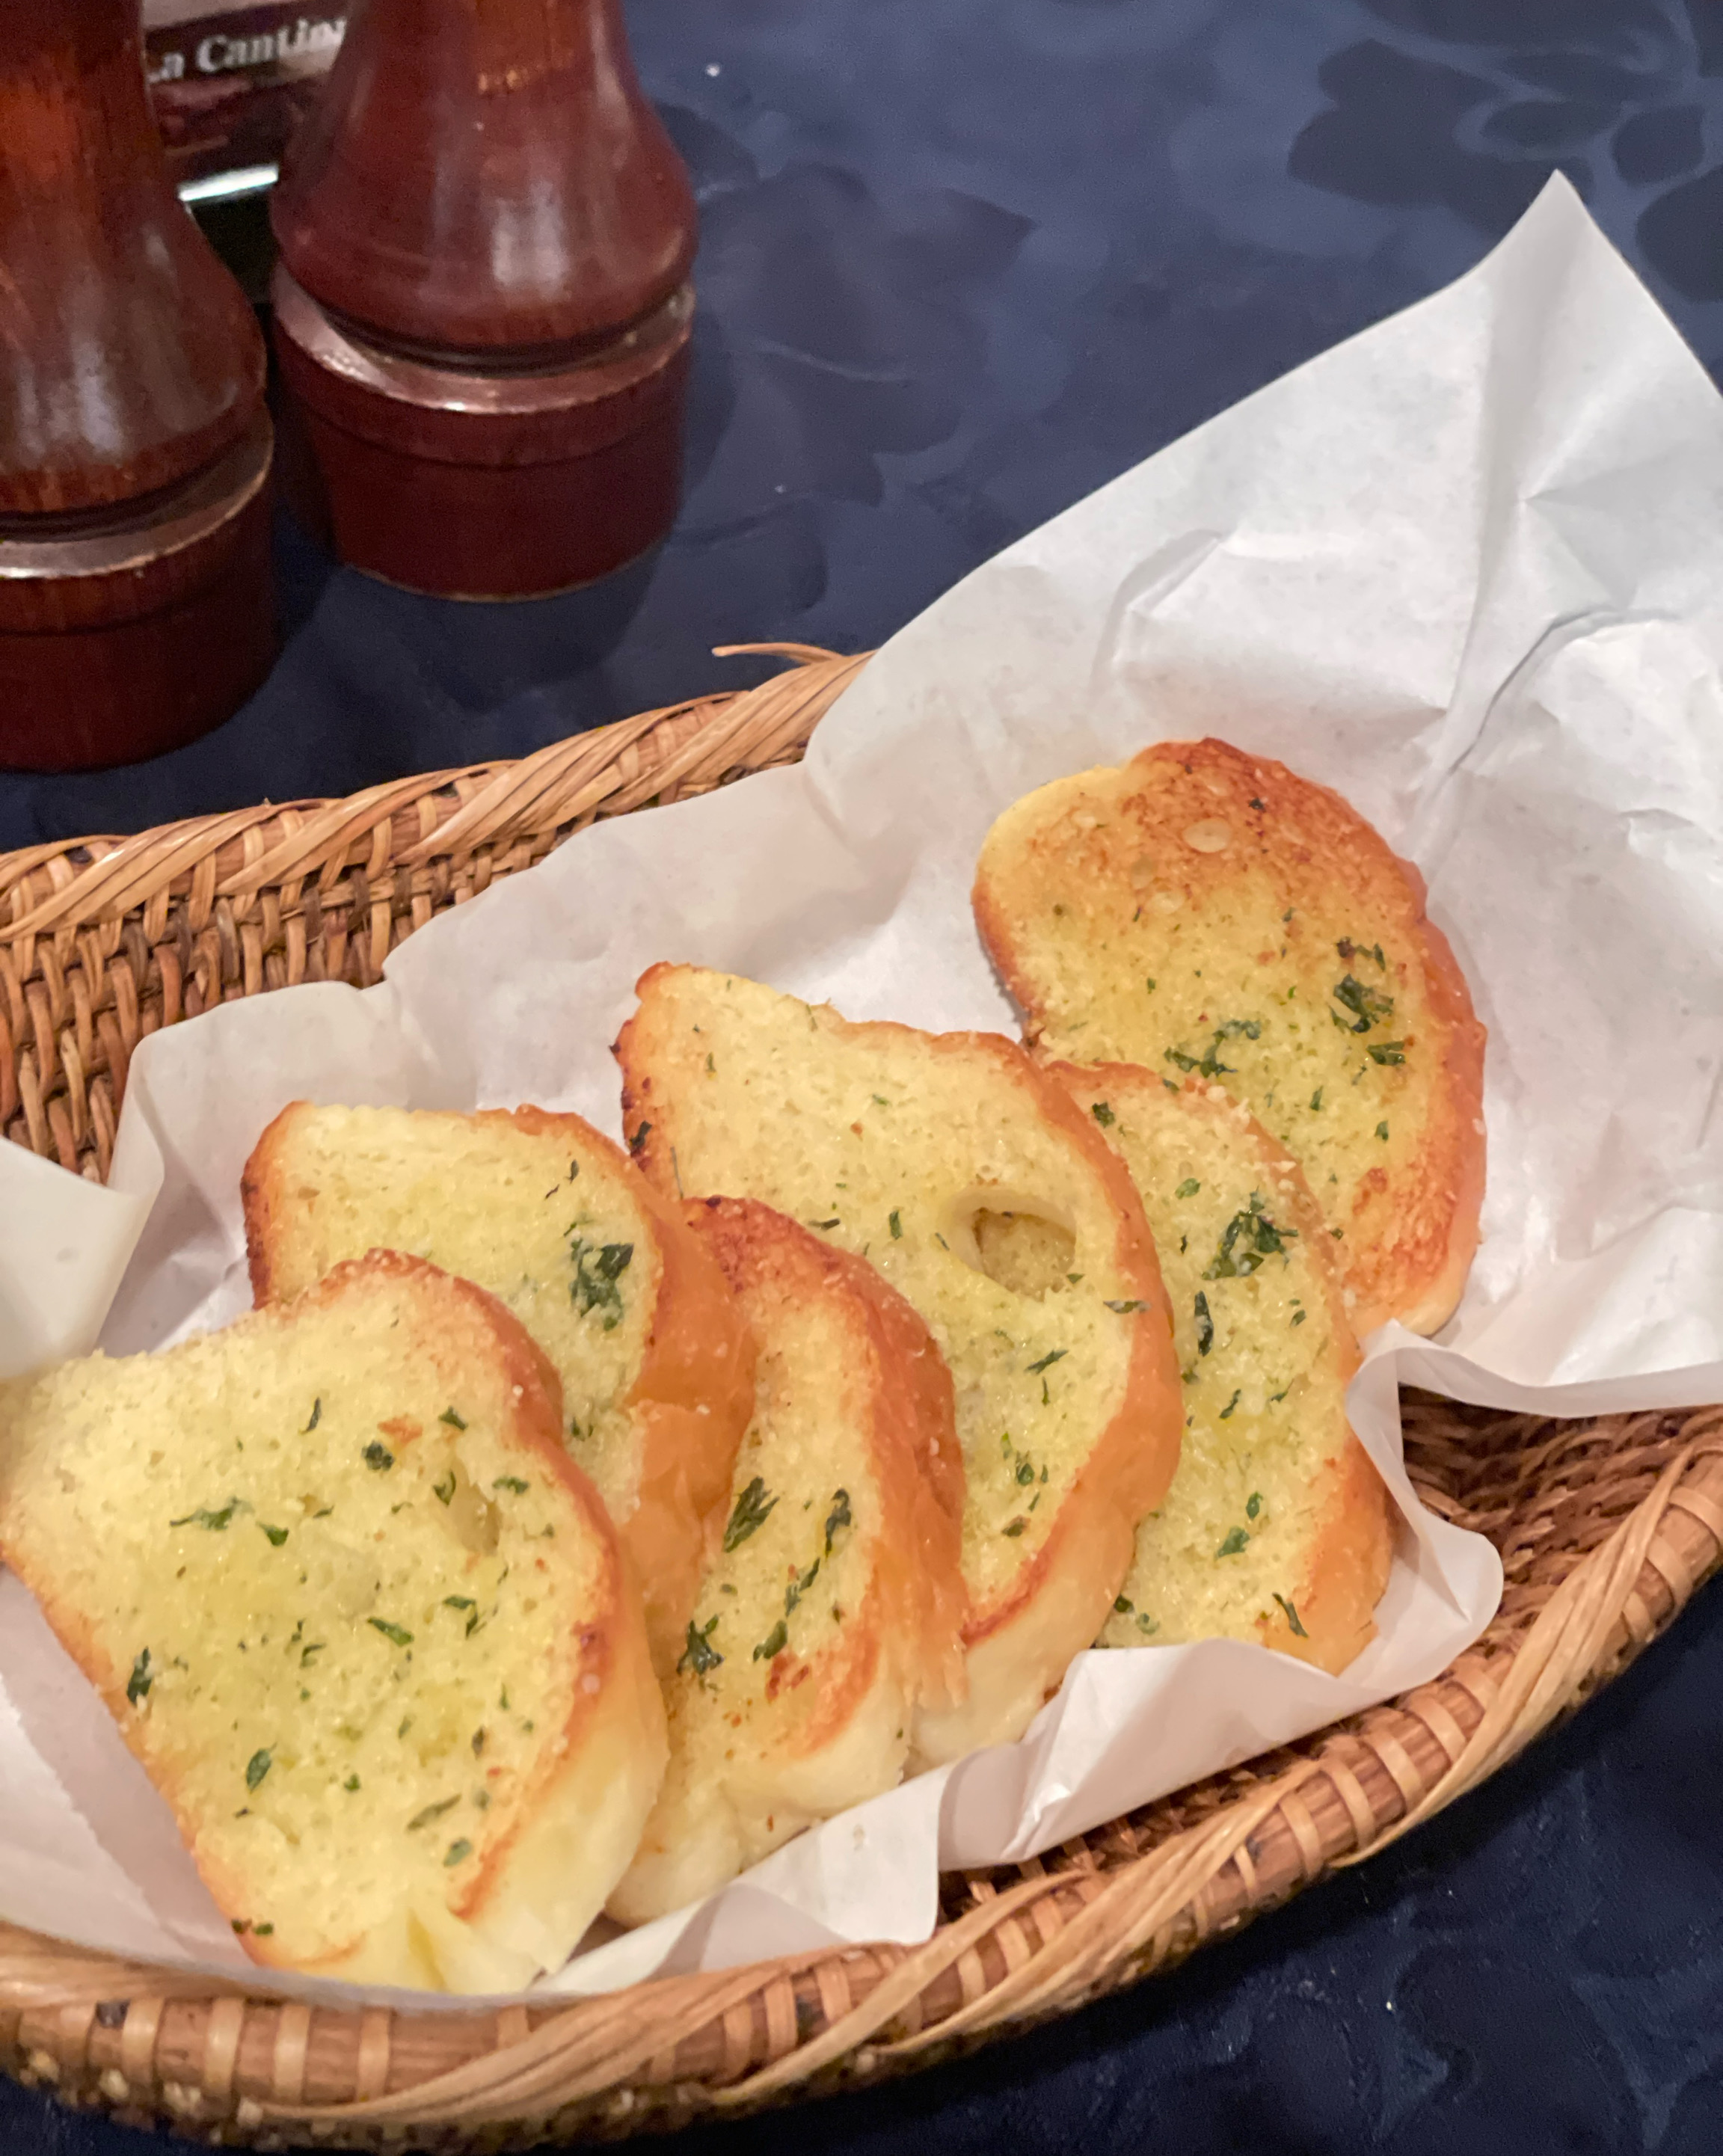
[270,0,698,600]
[0,0,274,773]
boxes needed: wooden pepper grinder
[0,0,274,773]
[270,0,698,600]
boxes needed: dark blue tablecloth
[7,0,1723,2149]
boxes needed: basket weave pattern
[2,649,1720,2149]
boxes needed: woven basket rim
[3,650,1720,2148]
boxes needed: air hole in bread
[946,1193,1078,1302]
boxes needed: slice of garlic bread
[974,737,1486,1334]
[609,1197,965,1925]
[0,1252,666,1994]
[242,1102,755,1675]
[614,963,1182,1763]
[1049,1064,1392,1674]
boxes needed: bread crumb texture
[1048,1065,1392,1674]
[974,738,1486,1334]
[242,1102,752,1676]
[615,964,1182,1759]
[0,1253,666,1993]
[609,1198,965,1925]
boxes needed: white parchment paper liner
[4,176,1721,2008]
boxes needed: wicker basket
[2,645,1720,2151]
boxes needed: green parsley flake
[1331,974,1394,1034]
[1105,1298,1148,1314]
[126,1649,153,1706]
[1216,1526,1250,1558]
[245,1748,273,1791]
[1337,938,1386,970]
[1166,1018,1262,1082]
[753,1619,789,1662]
[259,1523,289,1547]
[432,1470,455,1505]
[1204,1194,1296,1280]
[171,1499,243,1531]
[408,1796,459,1831]
[369,1618,414,1649]
[1176,1179,1200,1198]
[1218,1389,1242,1420]
[1274,1593,1309,1639]
[362,1443,393,1472]
[679,1616,722,1678]
[443,1839,473,1867]
[1091,1102,1115,1128]
[438,1407,467,1431]
[570,1238,633,1330]
[1194,1290,1214,1357]
[1367,1041,1407,1065]
[1025,1348,1068,1376]
[493,1476,529,1495]
[723,1476,777,1552]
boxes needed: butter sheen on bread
[615,963,1182,1763]
[1048,1064,1392,1674]
[609,1197,965,1925]
[0,1252,666,1993]
[974,737,1486,1334]
[242,1101,755,1675]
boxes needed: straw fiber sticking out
[2,651,1720,2147]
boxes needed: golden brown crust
[242,1099,755,1675]
[1386,903,1487,1336]
[833,1246,968,1709]
[592,1152,756,1674]
[973,737,1487,1336]
[1272,1429,1397,1677]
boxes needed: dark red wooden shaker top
[269,0,699,600]
[0,0,276,770]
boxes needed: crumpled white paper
[4,174,1722,2009]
